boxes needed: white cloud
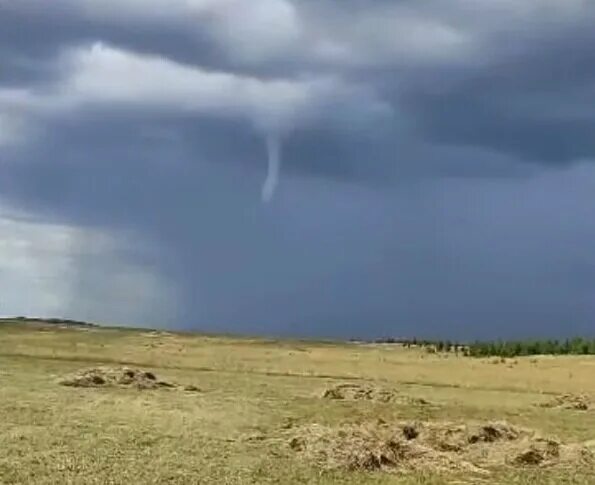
[62,42,323,133]
[0,204,176,326]
[192,0,301,62]
[0,212,75,316]
[2,43,389,136]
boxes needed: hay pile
[322,383,429,406]
[288,420,593,475]
[59,367,200,392]
[539,393,591,411]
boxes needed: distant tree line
[372,336,595,357]
[466,338,595,357]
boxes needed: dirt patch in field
[539,393,591,411]
[59,367,201,392]
[322,383,430,406]
[288,420,593,475]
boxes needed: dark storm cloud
[1,0,595,338]
[4,0,595,166]
[0,4,230,83]
[400,27,595,163]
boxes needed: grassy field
[1,320,594,484]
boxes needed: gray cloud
[1,1,595,338]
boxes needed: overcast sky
[1,0,594,339]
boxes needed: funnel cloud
[262,135,282,202]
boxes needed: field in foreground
[1,321,594,484]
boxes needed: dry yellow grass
[1,320,594,484]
